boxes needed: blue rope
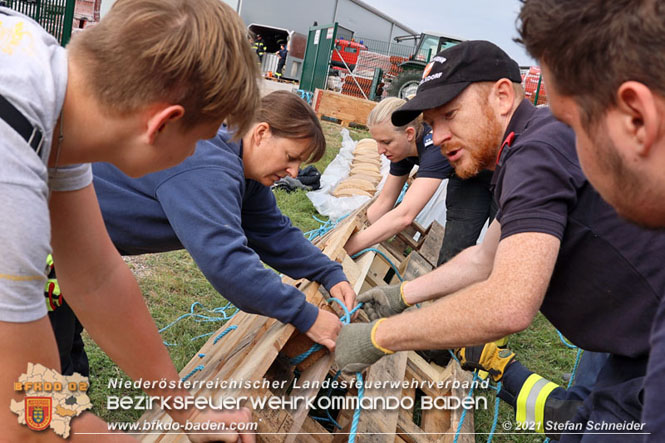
[304,213,350,241]
[395,183,409,205]
[351,248,404,282]
[175,320,238,385]
[289,344,324,366]
[556,329,582,391]
[288,299,363,366]
[567,348,583,389]
[448,349,460,364]
[181,364,204,382]
[349,372,364,443]
[159,301,238,346]
[311,370,343,430]
[453,371,480,443]
[286,297,365,441]
[556,330,578,350]
[213,325,238,345]
[190,331,215,341]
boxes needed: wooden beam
[418,221,445,268]
[354,351,409,441]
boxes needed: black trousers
[277,58,286,75]
[48,299,89,377]
[437,170,497,266]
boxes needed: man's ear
[615,81,661,157]
[146,105,185,145]
[491,79,516,117]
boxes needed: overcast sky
[362,0,535,66]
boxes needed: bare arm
[49,185,252,441]
[375,231,561,350]
[402,219,502,304]
[365,174,408,223]
[346,176,438,255]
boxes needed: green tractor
[387,32,463,99]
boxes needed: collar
[495,99,537,167]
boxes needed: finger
[362,306,379,321]
[344,292,355,313]
[357,289,378,303]
[237,407,255,443]
[321,338,336,352]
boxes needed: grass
[82,121,577,442]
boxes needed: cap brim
[391,82,470,126]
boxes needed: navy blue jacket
[92,128,347,332]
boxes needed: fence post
[61,0,75,45]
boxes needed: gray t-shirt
[0,8,91,322]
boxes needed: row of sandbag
[332,138,382,198]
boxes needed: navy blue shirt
[493,100,665,426]
[92,128,347,333]
[389,124,453,179]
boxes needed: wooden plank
[314,89,377,128]
[136,202,477,442]
[137,203,361,442]
[399,251,433,282]
[420,408,452,435]
[440,363,474,443]
[418,221,445,268]
[396,224,425,250]
[381,236,409,261]
[354,351,409,442]
[283,354,335,443]
[300,416,335,443]
[397,412,433,443]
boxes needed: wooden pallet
[136,205,473,442]
[312,89,377,128]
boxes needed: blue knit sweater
[92,128,347,332]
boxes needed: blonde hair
[367,97,424,139]
[67,0,260,135]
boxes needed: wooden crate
[312,89,377,128]
[136,205,472,442]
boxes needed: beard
[586,123,665,229]
[448,104,504,179]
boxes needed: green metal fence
[6,0,76,45]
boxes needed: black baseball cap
[392,40,522,126]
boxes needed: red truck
[330,38,367,73]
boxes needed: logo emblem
[422,61,434,79]
[26,397,52,431]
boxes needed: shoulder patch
[423,133,433,147]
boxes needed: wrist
[399,281,413,307]
[322,270,347,292]
[371,318,394,354]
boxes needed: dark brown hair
[68,0,260,134]
[258,91,326,163]
[518,0,665,129]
